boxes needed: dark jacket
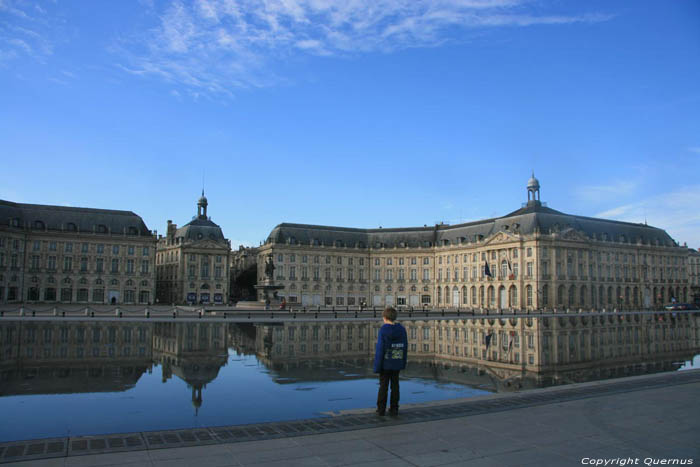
[373,322,408,373]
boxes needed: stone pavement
[3,372,698,467]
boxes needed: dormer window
[357,241,365,248]
[11,217,20,227]
[128,226,138,235]
[66,223,77,232]
[335,240,343,247]
[33,220,45,230]
[97,224,107,233]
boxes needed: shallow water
[0,318,697,441]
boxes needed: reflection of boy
[373,306,408,416]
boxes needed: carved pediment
[560,229,589,243]
[483,231,517,246]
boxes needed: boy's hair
[383,306,397,322]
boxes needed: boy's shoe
[388,408,399,416]
[375,409,386,416]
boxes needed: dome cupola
[526,171,541,206]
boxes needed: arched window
[444,286,450,304]
[471,286,477,305]
[33,220,45,230]
[580,286,586,306]
[462,286,467,305]
[66,222,77,232]
[509,285,517,307]
[97,224,107,233]
[526,285,532,307]
[437,287,442,303]
[568,285,575,306]
[607,286,613,304]
[542,284,549,306]
[487,286,495,308]
[616,286,622,304]
[557,285,565,305]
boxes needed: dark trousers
[377,370,400,412]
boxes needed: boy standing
[373,306,408,416]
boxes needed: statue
[264,254,275,280]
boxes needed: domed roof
[176,218,225,242]
[527,172,540,189]
[198,190,208,205]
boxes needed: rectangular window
[113,245,120,255]
[111,258,119,273]
[63,257,73,272]
[141,260,149,274]
[128,246,135,255]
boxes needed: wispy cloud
[117,0,611,97]
[0,0,55,63]
[596,185,700,248]
[688,147,700,154]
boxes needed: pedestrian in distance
[373,306,408,416]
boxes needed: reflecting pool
[0,317,698,441]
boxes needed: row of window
[1,286,150,303]
[3,240,152,256]
[20,255,150,274]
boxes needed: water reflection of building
[0,320,153,396]
[152,322,229,413]
[243,312,700,389]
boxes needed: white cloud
[596,185,700,249]
[118,0,611,96]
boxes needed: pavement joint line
[1,369,698,464]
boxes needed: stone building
[256,176,692,310]
[155,193,231,305]
[0,200,156,305]
[229,245,259,302]
[688,249,700,304]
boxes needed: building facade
[0,200,156,305]
[257,176,693,310]
[156,193,231,305]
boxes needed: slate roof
[175,217,226,242]
[0,199,153,237]
[265,203,677,249]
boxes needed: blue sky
[1,0,699,248]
